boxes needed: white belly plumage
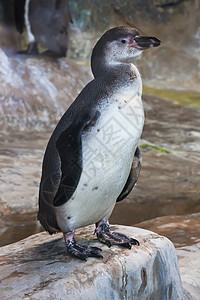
[56,77,144,232]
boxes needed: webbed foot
[64,232,103,261]
[95,221,140,249]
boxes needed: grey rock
[136,212,200,248]
[0,225,183,299]
[0,48,91,133]
[177,243,200,300]
[135,213,200,299]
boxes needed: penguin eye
[121,40,126,44]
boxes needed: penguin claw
[64,232,103,261]
[112,232,140,246]
[96,221,140,249]
[67,244,103,261]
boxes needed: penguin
[38,26,161,261]
[14,0,72,57]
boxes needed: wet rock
[0,49,91,133]
[135,212,200,248]
[135,213,200,299]
[0,138,43,217]
[177,243,200,300]
[0,213,42,248]
[68,0,200,92]
[0,225,183,299]
[0,0,200,91]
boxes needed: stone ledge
[177,242,200,300]
[0,225,183,299]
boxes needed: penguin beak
[131,36,161,50]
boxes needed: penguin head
[91,26,160,76]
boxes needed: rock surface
[0,225,183,299]
[136,212,200,248]
[136,213,200,299]
[0,49,91,133]
[177,243,200,300]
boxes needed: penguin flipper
[53,111,100,207]
[116,147,142,202]
[14,0,26,34]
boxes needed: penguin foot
[67,244,103,261]
[17,42,39,55]
[95,221,140,249]
[64,232,103,261]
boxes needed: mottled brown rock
[135,213,200,299]
[135,212,200,248]
[0,225,183,299]
[177,242,200,300]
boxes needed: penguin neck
[91,47,134,80]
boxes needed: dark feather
[53,111,100,206]
[55,0,62,10]
[14,0,26,33]
[117,147,142,202]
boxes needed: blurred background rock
[1,0,200,91]
[69,0,200,92]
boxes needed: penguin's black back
[14,0,26,33]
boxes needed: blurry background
[0,0,199,248]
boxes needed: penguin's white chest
[56,80,144,232]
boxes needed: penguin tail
[37,210,61,235]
